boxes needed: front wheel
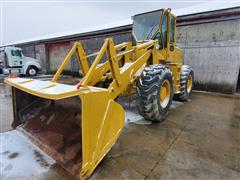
[26,66,38,76]
[137,64,174,122]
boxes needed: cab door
[10,49,23,67]
[167,15,176,62]
[153,12,168,61]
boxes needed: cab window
[133,10,163,41]
[11,50,22,57]
[161,14,168,48]
[170,17,175,44]
[154,33,162,49]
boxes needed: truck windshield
[11,50,22,57]
[133,10,162,42]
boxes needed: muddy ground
[0,82,239,179]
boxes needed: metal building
[2,6,240,93]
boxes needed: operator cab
[132,9,176,50]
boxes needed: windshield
[133,10,162,41]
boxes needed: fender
[23,60,41,74]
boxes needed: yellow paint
[52,42,90,82]
[5,8,184,179]
[18,79,33,84]
[160,79,171,108]
[187,74,193,93]
[79,90,124,179]
[4,78,80,100]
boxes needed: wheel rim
[29,69,36,76]
[187,75,193,93]
[160,80,171,108]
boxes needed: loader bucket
[5,77,125,179]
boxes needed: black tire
[173,65,194,101]
[26,66,38,76]
[137,64,174,122]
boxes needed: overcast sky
[0,0,239,45]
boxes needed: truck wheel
[173,65,194,101]
[137,64,174,122]
[27,66,38,76]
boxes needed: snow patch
[0,130,55,179]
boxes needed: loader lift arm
[4,38,159,179]
[50,38,158,97]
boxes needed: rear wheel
[174,65,194,101]
[137,64,173,122]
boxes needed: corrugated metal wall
[20,44,35,58]
[48,42,72,72]
[177,19,240,93]
[45,33,132,74]
[35,44,47,73]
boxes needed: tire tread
[137,64,173,122]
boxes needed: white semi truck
[0,46,41,76]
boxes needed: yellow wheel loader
[4,9,194,179]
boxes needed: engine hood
[24,56,40,63]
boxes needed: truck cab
[0,46,41,76]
